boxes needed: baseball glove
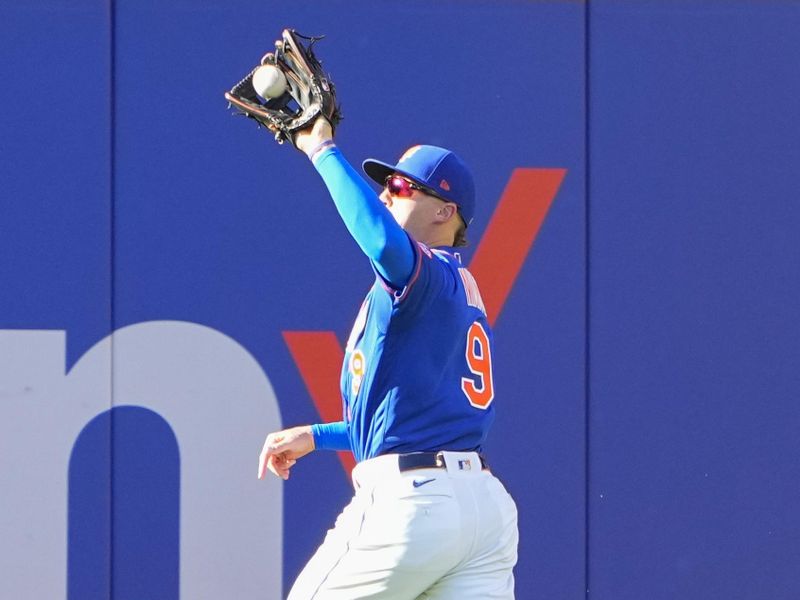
[224,29,341,146]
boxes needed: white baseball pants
[287,451,519,599]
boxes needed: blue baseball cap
[362,145,476,226]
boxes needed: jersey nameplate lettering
[458,268,487,316]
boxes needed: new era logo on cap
[362,145,476,226]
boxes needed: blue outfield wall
[0,1,798,599]
[589,2,800,598]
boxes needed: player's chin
[386,210,402,226]
[392,213,413,231]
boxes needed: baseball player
[258,117,519,600]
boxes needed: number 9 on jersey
[461,321,495,409]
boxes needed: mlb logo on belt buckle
[458,459,472,471]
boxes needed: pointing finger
[258,436,282,479]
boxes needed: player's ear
[435,203,458,223]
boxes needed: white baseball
[252,65,287,99]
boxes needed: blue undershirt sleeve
[312,146,415,288]
[311,421,351,451]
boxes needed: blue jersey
[311,147,496,462]
[342,242,496,462]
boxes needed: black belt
[397,451,489,472]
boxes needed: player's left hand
[258,425,316,480]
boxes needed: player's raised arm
[224,31,415,288]
[295,118,416,289]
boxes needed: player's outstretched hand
[258,425,316,480]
